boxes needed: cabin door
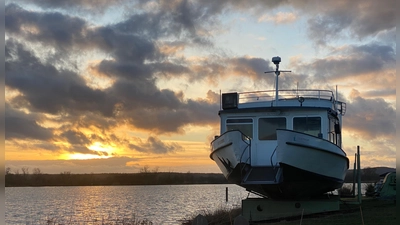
[252,117,286,166]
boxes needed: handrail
[235,89,346,114]
[270,146,278,169]
[239,133,251,164]
[239,133,251,180]
[238,89,335,103]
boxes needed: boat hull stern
[276,129,349,194]
[210,130,251,182]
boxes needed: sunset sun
[59,142,116,160]
[66,153,109,160]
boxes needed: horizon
[5,0,396,174]
[5,165,396,175]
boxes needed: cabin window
[226,118,253,138]
[293,117,321,137]
[258,118,286,140]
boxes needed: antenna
[265,56,291,106]
[336,85,338,102]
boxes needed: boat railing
[336,100,346,115]
[238,89,335,103]
[237,89,346,115]
[239,134,251,164]
[239,134,251,179]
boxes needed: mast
[265,56,291,106]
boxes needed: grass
[182,207,242,225]
[262,198,396,225]
[184,198,396,225]
[33,215,154,225]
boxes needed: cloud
[304,0,396,46]
[293,42,395,83]
[6,4,88,50]
[130,136,184,154]
[9,0,129,14]
[345,91,395,140]
[258,12,297,24]
[60,130,91,146]
[5,157,139,174]
[5,39,117,117]
[363,89,396,98]
[5,104,53,141]
[123,97,219,134]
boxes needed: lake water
[5,183,369,225]
[5,184,253,224]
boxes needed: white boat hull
[210,129,349,199]
[276,129,348,184]
[210,130,251,182]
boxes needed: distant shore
[5,172,228,187]
[5,166,395,187]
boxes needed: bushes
[337,185,353,197]
[364,183,375,197]
[182,207,241,225]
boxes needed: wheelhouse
[219,90,345,166]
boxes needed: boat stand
[242,195,340,222]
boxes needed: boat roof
[220,89,346,116]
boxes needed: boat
[374,172,396,200]
[210,56,349,199]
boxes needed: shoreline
[6,167,395,187]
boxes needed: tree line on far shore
[5,166,392,187]
[5,166,228,187]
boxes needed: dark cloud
[304,42,395,81]
[11,0,127,14]
[97,60,153,81]
[60,130,90,146]
[301,0,396,45]
[349,1,396,38]
[151,62,190,78]
[130,136,184,154]
[172,0,396,45]
[351,44,396,64]
[107,79,183,111]
[307,14,352,47]
[363,89,396,98]
[181,56,275,85]
[66,145,97,155]
[11,0,395,48]
[345,92,395,140]
[5,4,161,61]
[6,39,117,117]
[6,4,87,50]
[124,98,219,134]
[91,27,159,62]
[231,57,272,79]
[33,142,60,151]
[5,104,53,141]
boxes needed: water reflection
[6,184,251,224]
[7,184,368,224]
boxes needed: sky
[4,0,396,174]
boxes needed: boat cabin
[219,90,346,166]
